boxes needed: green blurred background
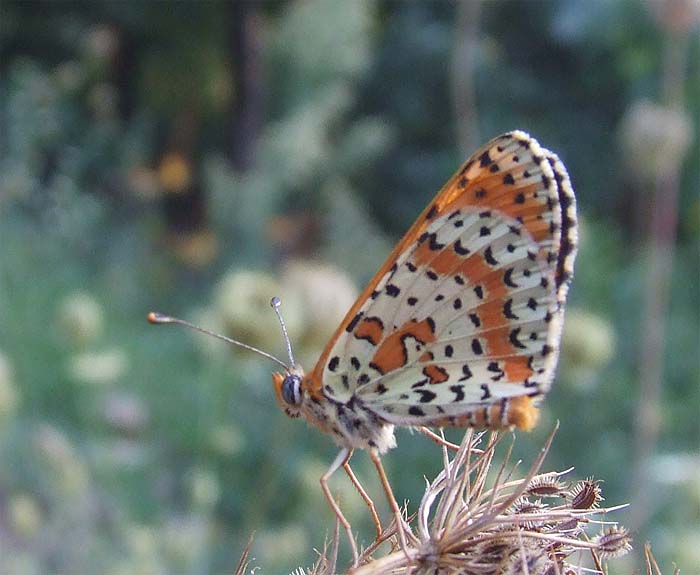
[1,1,698,573]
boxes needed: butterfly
[149,130,577,564]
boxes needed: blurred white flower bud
[188,467,221,510]
[282,260,358,356]
[68,348,128,386]
[562,310,616,389]
[56,292,104,347]
[83,25,119,64]
[33,424,89,496]
[9,494,42,538]
[215,269,303,357]
[619,100,692,185]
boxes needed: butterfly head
[272,368,306,417]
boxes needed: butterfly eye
[281,374,303,406]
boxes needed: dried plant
[644,542,680,575]
[233,533,255,575]
[342,426,631,575]
[236,425,637,575]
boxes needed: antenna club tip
[147,311,169,324]
[270,296,281,308]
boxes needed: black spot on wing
[420,232,445,251]
[346,312,363,333]
[479,150,493,167]
[459,364,473,381]
[509,328,527,350]
[503,299,518,319]
[504,268,518,288]
[415,389,437,403]
[454,239,470,255]
[484,246,498,265]
[328,356,339,372]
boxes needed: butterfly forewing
[310,131,577,430]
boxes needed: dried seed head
[339,430,632,575]
[548,517,583,535]
[568,478,603,509]
[526,472,567,497]
[509,496,548,529]
[503,548,553,575]
[472,540,511,563]
[593,526,633,558]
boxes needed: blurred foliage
[0,1,698,574]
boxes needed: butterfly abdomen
[394,394,540,431]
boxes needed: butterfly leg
[368,449,415,560]
[320,447,359,565]
[418,426,460,451]
[342,458,383,539]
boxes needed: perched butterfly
[149,130,577,563]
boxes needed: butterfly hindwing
[309,131,577,430]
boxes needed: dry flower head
[273,426,633,575]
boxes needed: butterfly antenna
[270,297,296,368]
[147,311,290,371]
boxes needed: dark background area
[1,1,698,573]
